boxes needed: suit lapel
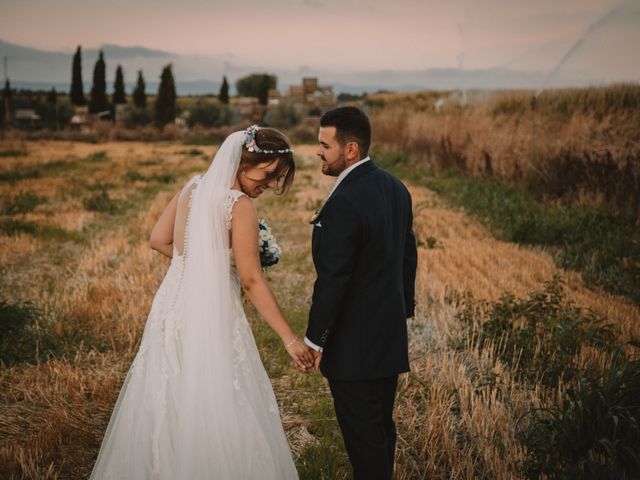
[311,161,377,224]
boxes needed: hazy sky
[1,0,637,73]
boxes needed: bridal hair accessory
[244,125,294,154]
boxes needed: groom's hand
[311,350,322,372]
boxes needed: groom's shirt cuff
[304,336,323,352]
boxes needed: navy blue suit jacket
[306,160,417,380]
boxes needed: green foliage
[0,297,60,365]
[492,96,529,116]
[35,99,74,131]
[1,79,11,128]
[148,173,175,184]
[154,64,177,127]
[337,92,366,102]
[133,70,147,108]
[264,100,303,129]
[70,45,86,106]
[86,151,108,162]
[458,276,618,386]
[185,148,204,156]
[0,166,40,182]
[89,50,109,114]
[0,218,83,242]
[520,353,640,480]
[2,190,47,215]
[0,218,37,235]
[186,100,231,128]
[297,397,352,479]
[218,75,229,104]
[113,65,126,104]
[536,84,640,118]
[490,84,640,119]
[123,105,153,128]
[456,277,640,478]
[123,170,145,182]
[83,188,117,213]
[418,171,640,304]
[0,148,27,157]
[235,73,277,105]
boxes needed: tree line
[69,46,276,128]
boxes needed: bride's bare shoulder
[230,193,257,225]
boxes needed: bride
[90,126,314,479]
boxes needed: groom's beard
[321,150,347,177]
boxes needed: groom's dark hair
[320,106,371,158]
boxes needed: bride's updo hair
[240,127,295,195]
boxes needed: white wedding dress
[90,132,298,479]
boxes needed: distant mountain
[1,39,634,96]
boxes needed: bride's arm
[149,191,179,258]
[231,196,314,370]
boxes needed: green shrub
[0,166,40,183]
[2,190,47,215]
[458,276,618,386]
[123,170,145,182]
[148,173,175,184]
[186,101,231,128]
[420,173,640,304]
[83,188,117,213]
[0,218,84,242]
[123,105,153,128]
[0,298,59,365]
[520,353,640,480]
[0,148,27,157]
[86,151,108,162]
[0,218,38,235]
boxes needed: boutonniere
[310,208,321,225]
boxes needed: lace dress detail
[225,188,246,230]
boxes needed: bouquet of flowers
[258,218,281,269]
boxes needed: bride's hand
[284,337,315,372]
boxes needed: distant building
[14,109,41,130]
[286,77,336,113]
[230,96,267,123]
[267,88,281,107]
[69,106,90,132]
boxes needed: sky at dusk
[2,0,638,75]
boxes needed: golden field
[0,140,638,479]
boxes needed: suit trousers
[328,375,399,480]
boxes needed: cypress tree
[89,50,109,113]
[133,70,147,108]
[47,87,57,104]
[2,79,12,126]
[46,88,59,130]
[218,76,229,104]
[154,64,176,128]
[70,45,86,106]
[113,65,126,104]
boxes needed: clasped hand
[284,337,322,373]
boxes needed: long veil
[172,131,249,476]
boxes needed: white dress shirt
[304,157,371,352]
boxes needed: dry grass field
[0,141,638,479]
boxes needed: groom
[303,106,417,479]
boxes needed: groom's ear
[345,141,360,162]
